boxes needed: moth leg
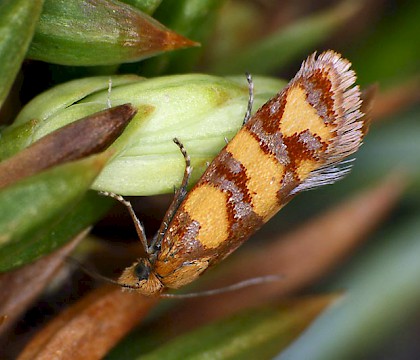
[100,191,149,254]
[242,72,254,125]
[150,138,192,251]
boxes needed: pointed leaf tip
[28,0,199,66]
[0,104,136,190]
[164,31,201,50]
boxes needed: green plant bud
[6,74,285,195]
[27,0,198,66]
[0,75,140,159]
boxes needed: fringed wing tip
[291,51,371,194]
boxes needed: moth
[106,50,370,296]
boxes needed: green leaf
[0,0,44,108]
[0,120,39,162]
[25,191,114,270]
[108,295,337,360]
[209,0,362,74]
[0,153,109,271]
[119,0,162,15]
[28,0,197,66]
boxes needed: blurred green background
[0,0,419,359]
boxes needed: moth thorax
[118,258,164,296]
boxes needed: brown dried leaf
[158,171,406,333]
[17,285,157,360]
[0,104,137,189]
[0,230,88,340]
[360,84,378,136]
[371,77,420,121]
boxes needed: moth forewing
[117,50,370,296]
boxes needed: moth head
[118,258,164,296]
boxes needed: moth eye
[134,262,150,281]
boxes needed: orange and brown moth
[108,50,370,296]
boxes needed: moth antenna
[99,191,149,255]
[107,77,112,108]
[66,257,120,286]
[243,72,254,125]
[159,274,283,299]
[67,257,145,291]
[150,138,192,251]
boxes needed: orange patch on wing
[161,257,211,288]
[227,130,284,220]
[281,86,332,141]
[184,185,229,249]
[296,159,319,180]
